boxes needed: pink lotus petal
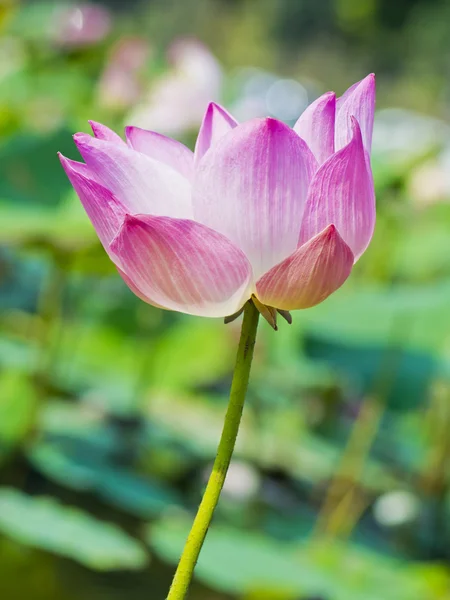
[116,267,165,307]
[294,91,336,164]
[59,153,125,262]
[256,224,353,310]
[194,102,238,163]
[74,133,192,218]
[299,118,375,261]
[89,120,126,145]
[335,73,375,153]
[125,126,194,180]
[110,214,253,317]
[336,79,359,106]
[59,153,100,181]
[193,117,318,279]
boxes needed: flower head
[59,74,376,323]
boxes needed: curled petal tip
[88,120,103,138]
[88,120,125,144]
[206,101,221,113]
[58,152,77,172]
[323,223,337,238]
[336,73,375,153]
[342,116,363,144]
[355,72,376,88]
[294,91,336,164]
[349,116,364,140]
[321,91,337,101]
[58,152,71,172]
[195,102,239,162]
[319,224,349,247]
[73,132,91,146]
[260,117,290,132]
[122,213,140,228]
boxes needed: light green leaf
[148,516,449,600]
[0,488,149,571]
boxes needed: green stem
[166,300,260,600]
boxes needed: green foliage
[302,280,450,356]
[0,488,149,570]
[149,516,449,599]
[29,442,183,518]
[0,130,80,206]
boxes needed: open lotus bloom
[59,74,375,325]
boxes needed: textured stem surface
[166,300,260,600]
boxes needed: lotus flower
[59,74,375,325]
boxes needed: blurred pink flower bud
[97,37,151,110]
[127,39,223,136]
[53,3,111,48]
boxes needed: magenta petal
[335,74,375,153]
[116,267,165,308]
[194,102,238,163]
[110,214,253,317]
[74,133,192,218]
[256,225,354,310]
[89,120,126,145]
[193,118,318,279]
[59,153,126,261]
[125,126,194,180]
[299,118,375,261]
[294,91,336,164]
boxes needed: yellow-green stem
[166,300,260,600]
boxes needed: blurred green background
[1,0,450,598]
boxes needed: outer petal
[194,102,238,163]
[299,118,375,261]
[193,118,318,279]
[74,133,192,218]
[335,73,375,153]
[256,224,353,310]
[89,120,126,145]
[125,126,194,181]
[59,153,125,261]
[116,267,165,308]
[110,214,253,317]
[293,91,336,164]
